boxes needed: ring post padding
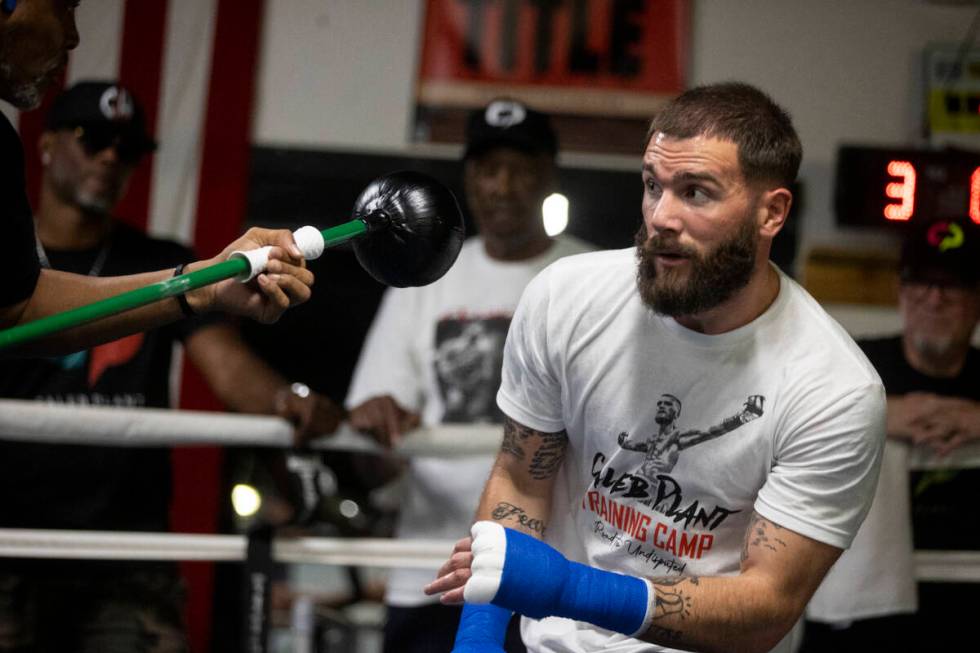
[244,526,274,653]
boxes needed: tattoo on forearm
[652,577,695,620]
[646,624,683,643]
[501,419,568,480]
[491,501,546,535]
[741,512,788,563]
[528,431,568,480]
[501,419,528,460]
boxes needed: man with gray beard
[806,219,979,653]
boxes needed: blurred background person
[0,80,344,653]
[804,218,979,653]
[345,99,592,653]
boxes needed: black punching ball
[351,171,465,288]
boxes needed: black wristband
[173,264,196,317]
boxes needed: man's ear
[758,187,792,238]
[38,132,55,167]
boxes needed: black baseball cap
[45,81,156,155]
[900,219,979,286]
[464,98,558,160]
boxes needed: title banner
[417,0,689,117]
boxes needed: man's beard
[908,333,957,360]
[635,217,758,317]
[0,62,45,109]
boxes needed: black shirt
[0,111,41,308]
[858,336,980,550]
[0,221,214,531]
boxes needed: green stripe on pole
[0,220,369,352]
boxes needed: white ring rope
[0,400,978,585]
[1,399,978,468]
[0,529,975,583]
[0,399,503,457]
[0,529,451,569]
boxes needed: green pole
[0,220,368,352]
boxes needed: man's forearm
[475,419,566,537]
[9,268,185,356]
[185,323,288,414]
[475,461,552,538]
[637,573,796,653]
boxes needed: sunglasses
[67,124,149,164]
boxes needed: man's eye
[685,187,710,202]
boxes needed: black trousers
[383,603,526,653]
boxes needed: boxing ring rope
[0,528,451,569]
[0,398,978,585]
[0,399,502,456]
[0,529,976,583]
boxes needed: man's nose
[487,166,515,195]
[64,12,81,51]
[645,192,683,236]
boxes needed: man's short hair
[659,393,682,415]
[646,82,802,188]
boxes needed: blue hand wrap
[492,527,650,636]
[453,603,511,652]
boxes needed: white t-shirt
[346,235,593,606]
[806,438,917,622]
[496,248,886,653]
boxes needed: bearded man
[424,82,887,653]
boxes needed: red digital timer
[835,146,980,228]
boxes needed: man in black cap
[0,81,345,652]
[805,219,979,653]
[0,1,312,357]
[345,99,591,652]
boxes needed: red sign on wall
[418,0,689,117]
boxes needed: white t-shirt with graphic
[346,235,592,606]
[496,248,886,653]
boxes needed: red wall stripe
[173,1,265,650]
[114,0,169,232]
[19,69,67,211]
[191,0,264,257]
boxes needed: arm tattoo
[651,576,697,621]
[491,501,546,535]
[741,512,788,563]
[501,418,569,480]
[528,431,568,480]
[501,419,529,460]
[646,625,683,643]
